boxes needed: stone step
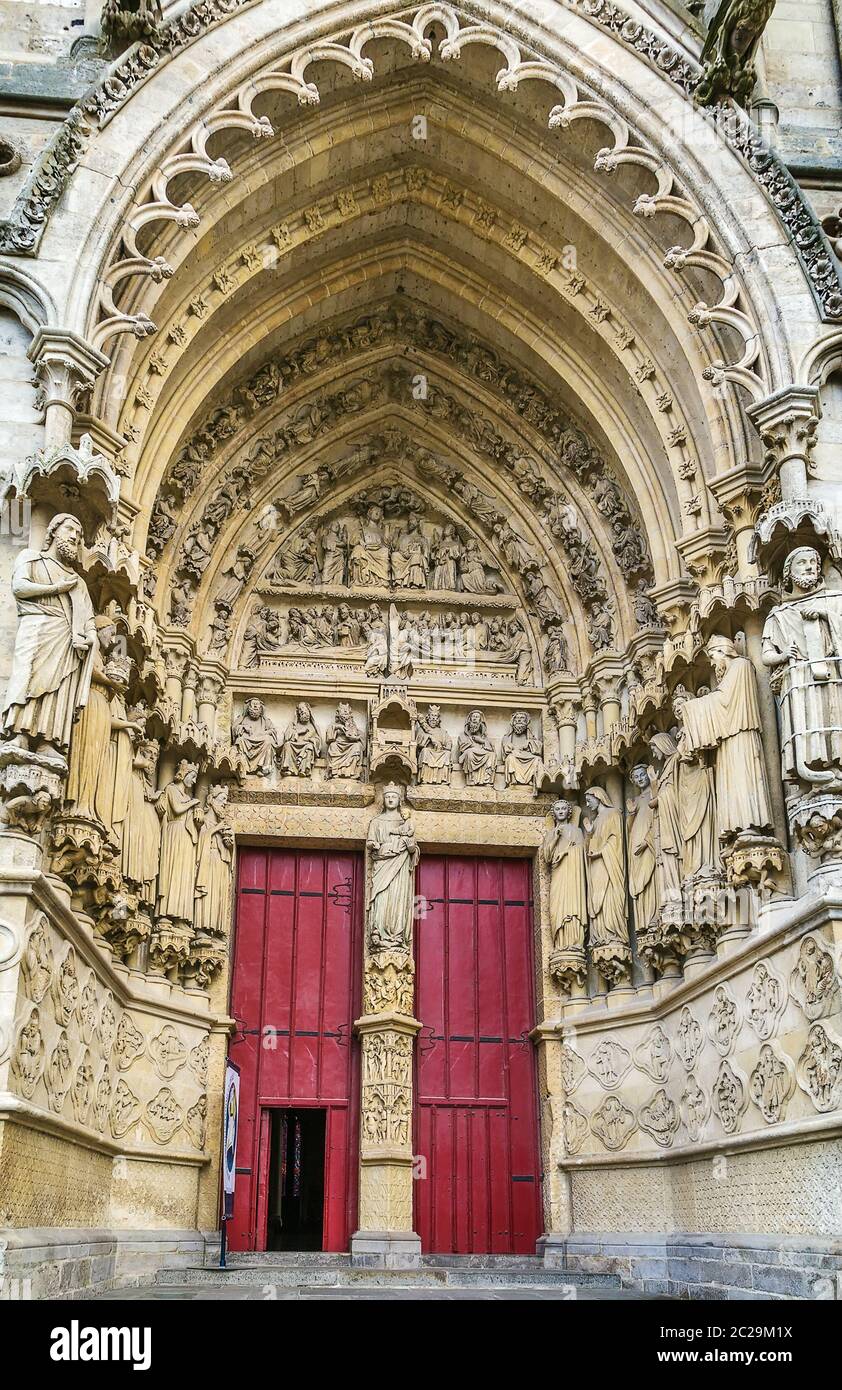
[157,1263,619,1290]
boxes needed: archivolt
[86,2,771,396]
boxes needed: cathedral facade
[0,0,841,1299]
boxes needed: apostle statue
[674,637,772,844]
[457,710,497,786]
[100,655,145,853]
[416,705,453,785]
[279,701,322,777]
[349,505,391,588]
[232,698,279,776]
[122,738,163,905]
[543,799,587,953]
[325,702,365,779]
[391,512,429,590]
[502,710,544,791]
[194,784,234,937]
[627,763,659,933]
[676,725,718,880]
[155,761,203,927]
[583,787,631,983]
[366,783,420,952]
[761,546,842,788]
[648,731,684,903]
[2,513,96,755]
[65,615,119,824]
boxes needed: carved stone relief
[587,1039,632,1090]
[676,1007,704,1071]
[679,1075,710,1142]
[638,1088,680,1148]
[561,1100,589,1156]
[590,1095,637,1151]
[559,1043,587,1095]
[711,1060,749,1135]
[149,1023,188,1079]
[796,1023,842,1113]
[745,961,786,1041]
[749,1044,796,1125]
[633,1025,673,1083]
[789,936,839,1021]
[707,984,741,1057]
[145,1086,184,1144]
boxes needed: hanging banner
[222,1059,240,1221]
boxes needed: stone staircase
[146,1251,639,1300]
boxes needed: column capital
[745,385,820,499]
[28,328,109,412]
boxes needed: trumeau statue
[233,698,279,776]
[674,637,772,843]
[502,710,544,791]
[457,710,497,786]
[762,546,842,789]
[279,701,322,777]
[2,514,96,755]
[543,799,587,952]
[583,787,631,982]
[416,705,452,785]
[366,784,420,952]
[627,764,659,933]
[325,702,365,779]
[155,760,202,927]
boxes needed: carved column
[197,676,223,739]
[746,386,819,502]
[28,328,108,457]
[351,786,422,1267]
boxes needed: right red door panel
[414,856,541,1254]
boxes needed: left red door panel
[228,847,362,1251]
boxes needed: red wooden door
[228,848,362,1251]
[415,856,541,1254]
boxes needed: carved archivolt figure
[325,702,364,779]
[627,764,659,933]
[502,710,544,790]
[2,513,96,754]
[543,799,587,952]
[233,698,279,776]
[416,705,452,785]
[155,761,202,926]
[457,710,496,786]
[583,788,629,969]
[674,637,772,842]
[762,546,842,788]
[366,784,420,952]
[194,784,233,937]
[279,701,322,777]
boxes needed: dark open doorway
[266,1108,327,1251]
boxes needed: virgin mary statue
[366,784,420,952]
